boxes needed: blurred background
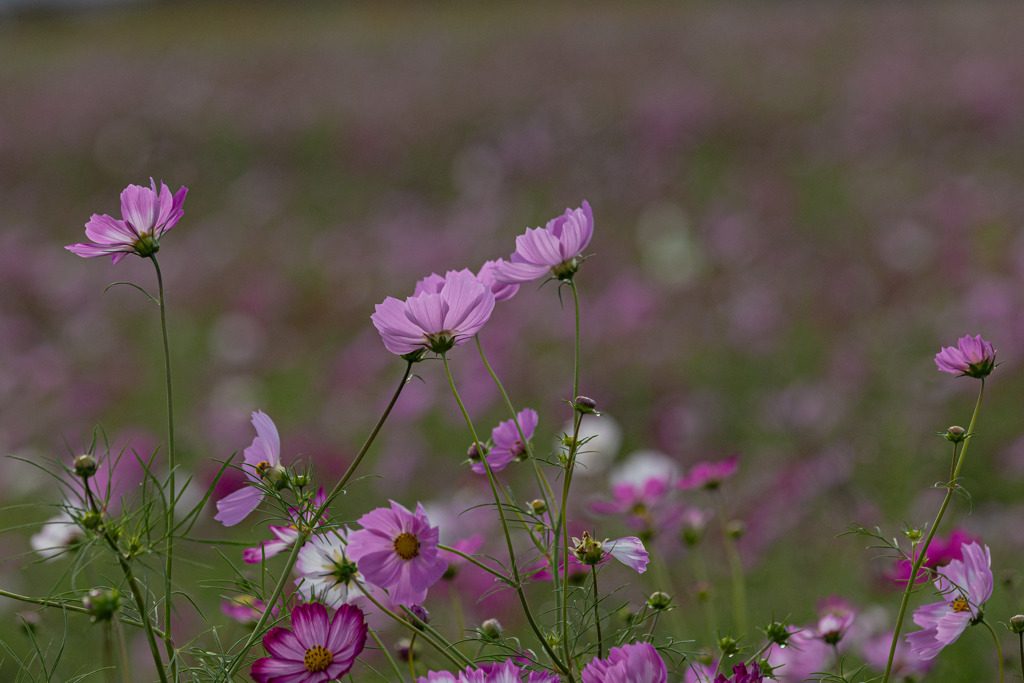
[2,1,1024,680]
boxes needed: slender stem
[570,280,580,401]
[442,354,573,679]
[0,589,159,634]
[437,544,511,584]
[449,583,467,655]
[103,622,115,683]
[715,492,747,635]
[116,617,133,683]
[981,620,1005,683]
[882,379,985,683]
[221,361,415,681]
[1018,630,1023,682]
[650,553,686,637]
[407,633,418,680]
[149,254,177,677]
[559,413,583,670]
[690,547,717,647]
[591,566,603,659]
[369,628,405,682]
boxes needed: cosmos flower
[215,411,283,527]
[294,530,367,609]
[712,662,764,683]
[471,408,538,474]
[476,259,520,302]
[906,541,993,660]
[493,201,594,284]
[571,531,649,574]
[888,528,980,587]
[243,489,328,564]
[934,334,996,378]
[677,455,739,491]
[417,659,559,682]
[580,642,667,683]
[345,500,448,607]
[372,271,495,355]
[66,179,188,264]
[250,602,367,683]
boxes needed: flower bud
[408,605,430,629]
[647,591,672,610]
[694,581,712,603]
[290,472,309,488]
[1009,615,1024,634]
[81,511,103,531]
[73,454,98,478]
[467,443,482,461]
[574,396,598,415]
[725,520,746,540]
[17,611,40,635]
[83,588,120,623]
[943,426,967,443]
[764,621,791,646]
[480,618,503,640]
[527,499,547,515]
[718,634,740,657]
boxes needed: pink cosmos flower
[476,260,520,302]
[471,408,538,474]
[581,642,667,683]
[243,489,328,564]
[571,531,649,573]
[906,541,993,660]
[934,334,996,378]
[592,451,682,534]
[251,602,367,683]
[215,411,282,527]
[712,662,764,683]
[372,271,495,355]
[221,595,278,625]
[493,201,594,284]
[417,660,559,682]
[66,179,188,264]
[861,630,932,679]
[295,530,368,609]
[346,500,448,607]
[888,528,979,587]
[677,455,739,491]
[765,627,828,682]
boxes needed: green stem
[221,361,415,681]
[408,633,418,680]
[149,254,177,678]
[558,413,583,670]
[116,617,133,683]
[570,280,580,401]
[715,492,747,635]
[981,619,1005,683]
[591,566,603,659]
[881,379,985,683]
[650,554,686,638]
[1018,630,1023,682]
[442,354,572,679]
[437,544,511,584]
[369,628,405,682]
[691,546,717,647]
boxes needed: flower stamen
[303,644,333,672]
[393,532,420,560]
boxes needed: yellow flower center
[951,596,971,613]
[303,644,333,673]
[393,532,420,560]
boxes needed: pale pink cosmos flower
[934,334,996,378]
[471,408,538,474]
[66,179,188,264]
[372,271,495,356]
[476,260,519,302]
[346,500,448,607]
[571,531,649,573]
[581,642,667,683]
[250,602,367,683]
[906,541,993,660]
[493,201,594,284]
[215,411,282,527]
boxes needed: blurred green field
[2,1,1024,680]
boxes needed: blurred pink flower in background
[677,455,739,491]
[66,179,187,264]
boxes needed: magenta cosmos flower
[906,541,993,660]
[215,411,282,527]
[251,602,367,683]
[713,662,764,683]
[935,334,996,378]
[677,455,739,491]
[372,271,495,356]
[493,201,594,284]
[581,642,667,683]
[345,500,448,607]
[889,528,980,587]
[471,408,538,474]
[66,179,187,264]
[418,659,559,682]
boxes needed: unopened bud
[290,472,309,488]
[647,591,672,610]
[481,618,503,640]
[574,396,598,414]
[467,443,482,461]
[718,634,740,657]
[408,605,430,629]
[764,621,791,646]
[73,454,98,478]
[725,520,746,539]
[694,581,712,602]
[1009,615,1024,634]
[83,588,120,623]
[81,511,103,531]
[943,426,967,443]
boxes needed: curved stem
[407,633,418,680]
[149,254,177,676]
[442,354,573,679]
[437,544,512,584]
[369,628,405,682]
[882,379,985,683]
[981,619,1005,683]
[221,361,415,681]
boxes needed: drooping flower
[571,531,649,573]
[677,455,739,491]
[372,271,496,355]
[493,201,594,284]
[66,179,188,264]
[295,529,367,609]
[250,602,367,683]
[906,541,993,659]
[345,500,448,607]
[471,408,538,474]
[215,411,283,527]
[580,642,668,683]
[934,334,996,378]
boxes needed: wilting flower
[295,530,367,609]
[571,531,649,573]
[493,201,594,283]
[581,642,667,683]
[677,455,739,491]
[713,662,764,683]
[251,602,367,683]
[66,179,188,264]
[215,411,283,527]
[934,334,996,378]
[372,271,495,355]
[471,408,538,474]
[346,501,448,607]
[907,541,993,659]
